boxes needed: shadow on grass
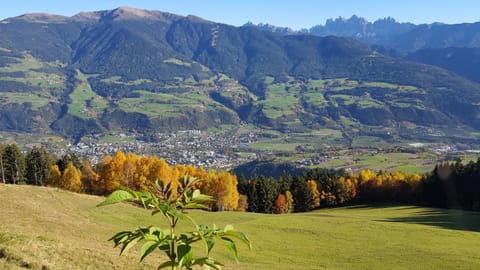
[341,203,420,211]
[380,208,480,232]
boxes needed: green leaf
[192,189,201,199]
[155,178,164,189]
[140,241,159,261]
[183,175,190,187]
[157,261,174,269]
[184,203,210,210]
[159,243,170,252]
[205,237,215,254]
[192,193,215,203]
[223,231,252,250]
[167,208,185,219]
[194,257,224,270]
[97,189,137,207]
[120,236,141,255]
[223,224,234,232]
[177,244,193,268]
[109,231,130,247]
[159,202,169,215]
[219,237,238,261]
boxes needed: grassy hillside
[1,184,480,269]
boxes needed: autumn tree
[81,159,100,194]
[97,153,124,194]
[210,171,239,210]
[52,162,82,192]
[274,193,287,214]
[48,164,62,187]
[285,190,294,213]
[307,180,321,209]
[237,194,248,212]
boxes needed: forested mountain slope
[1,7,480,143]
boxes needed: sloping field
[0,184,479,269]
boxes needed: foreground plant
[97,175,251,270]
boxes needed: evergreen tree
[291,178,311,212]
[246,176,278,213]
[236,173,248,195]
[278,171,293,193]
[0,144,5,184]
[2,144,26,184]
[57,153,82,173]
[25,146,52,186]
[246,177,259,212]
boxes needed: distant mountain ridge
[247,15,480,84]
[1,7,480,145]
[307,15,416,45]
[247,15,480,52]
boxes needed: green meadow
[1,185,479,269]
[68,70,108,119]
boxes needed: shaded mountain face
[1,7,480,144]
[406,47,480,83]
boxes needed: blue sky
[1,0,478,29]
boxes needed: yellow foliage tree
[307,180,321,208]
[61,161,82,192]
[93,150,241,211]
[81,160,100,194]
[285,190,294,213]
[48,164,61,187]
[97,155,117,194]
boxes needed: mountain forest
[1,7,480,146]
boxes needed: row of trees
[423,159,480,210]
[2,143,480,212]
[0,144,53,185]
[0,144,240,211]
[93,151,240,211]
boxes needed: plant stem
[169,216,177,270]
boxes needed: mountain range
[250,15,480,83]
[1,7,480,146]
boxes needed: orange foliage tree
[274,193,287,214]
[49,162,82,192]
[95,151,240,210]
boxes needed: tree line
[1,143,479,212]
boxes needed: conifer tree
[25,146,51,186]
[291,179,311,212]
[2,144,26,184]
